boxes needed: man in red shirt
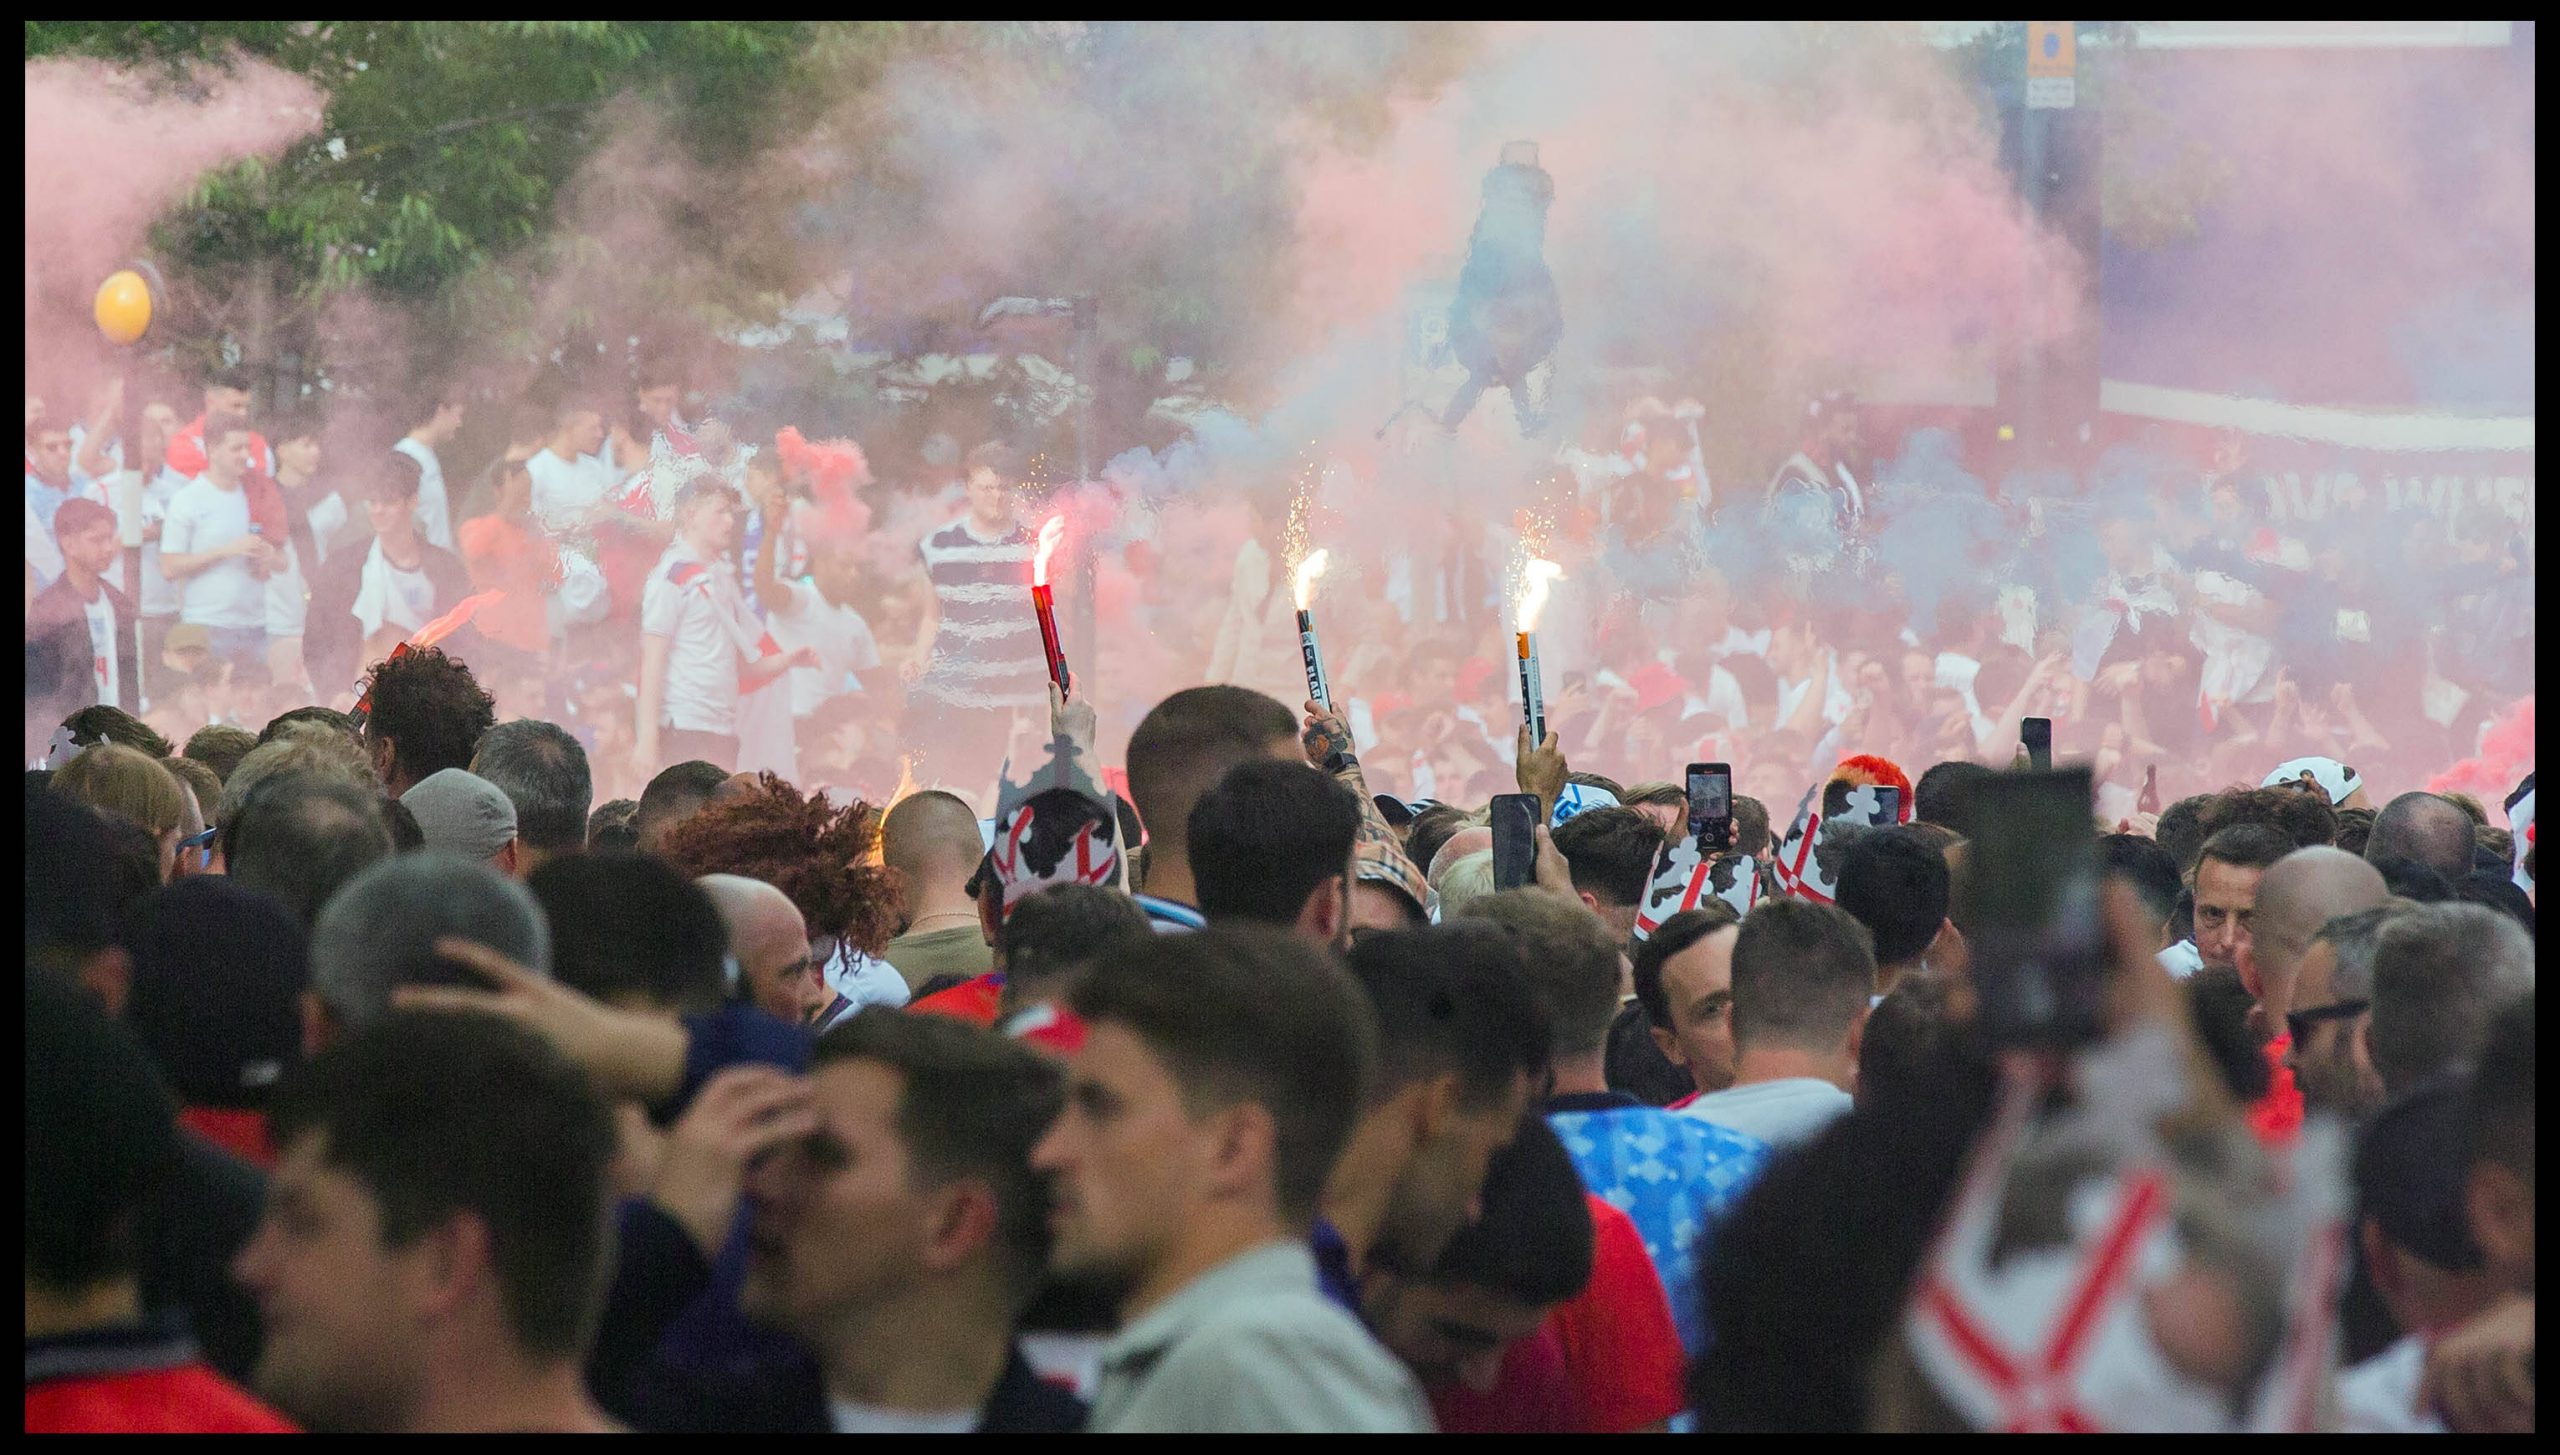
[26,972,296,1433]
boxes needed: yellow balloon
[94,270,153,345]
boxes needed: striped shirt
[916,516,1048,713]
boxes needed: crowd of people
[24,610,2537,1430]
[26,361,2536,829]
[21,360,2538,1432]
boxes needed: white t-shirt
[391,437,455,550]
[766,577,883,717]
[527,448,622,535]
[160,477,267,629]
[828,1400,976,1435]
[641,542,754,735]
[824,943,912,1012]
[263,536,309,638]
[302,489,349,570]
[2335,1335,2445,1433]
[349,540,438,641]
[136,467,189,617]
[1679,1076,1854,1152]
[83,588,118,707]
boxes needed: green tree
[29,21,826,394]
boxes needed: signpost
[2028,20,2077,108]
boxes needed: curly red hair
[1828,753,1915,823]
[656,773,900,955]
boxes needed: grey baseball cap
[401,768,519,861]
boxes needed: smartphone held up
[1491,793,1540,891]
[1958,766,2105,1048]
[1687,762,1733,852]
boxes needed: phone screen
[2022,716,2053,772]
[1686,762,1733,850]
[1491,794,1540,891]
[1956,767,2104,1047]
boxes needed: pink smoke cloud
[2428,695,2533,825]
[23,55,324,368]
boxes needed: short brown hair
[1070,926,1378,1227]
[1124,686,1296,852]
[2196,787,2335,853]
[1729,898,1876,1053]
[161,755,222,827]
[54,744,186,838]
[62,704,171,760]
[182,723,259,782]
[1454,890,1622,1057]
[812,1009,1065,1306]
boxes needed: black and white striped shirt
[915,516,1047,712]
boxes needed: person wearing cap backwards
[401,767,523,877]
[2335,1080,2510,1432]
[2262,755,2374,813]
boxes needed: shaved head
[882,789,984,880]
[2366,792,2479,884]
[2242,847,2389,1024]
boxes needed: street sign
[2027,21,2077,77]
[2026,21,2077,108]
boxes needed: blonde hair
[54,743,187,837]
[1434,848,1501,920]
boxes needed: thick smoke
[24,25,2532,808]
[23,54,324,383]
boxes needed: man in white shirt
[393,390,465,551]
[636,477,812,774]
[157,417,278,673]
[748,475,881,727]
[1035,927,1432,1432]
[526,403,618,537]
[1679,898,1866,1153]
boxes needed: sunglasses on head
[2284,998,2368,1047]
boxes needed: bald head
[2242,847,2388,1024]
[882,789,984,918]
[699,874,821,1025]
[2367,792,2479,884]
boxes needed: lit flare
[1293,548,1330,611]
[1033,513,1067,588]
[1517,558,1564,633]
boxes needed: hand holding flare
[1293,548,1332,711]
